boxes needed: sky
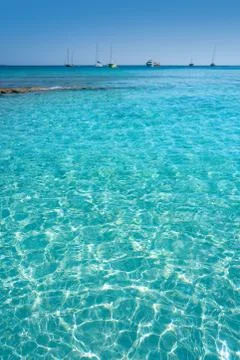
[0,0,240,65]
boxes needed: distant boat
[146,60,160,67]
[210,47,216,67]
[189,58,194,67]
[95,43,104,67]
[146,60,154,67]
[65,48,74,67]
[96,61,104,68]
[108,45,117,68]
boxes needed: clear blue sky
[1,0,240,65]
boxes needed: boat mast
[211,46,216,65]
[67,48,70,65]
[96,42,99,64]
[109,44,113,64]
[71,52,74,66]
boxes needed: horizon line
[1,64,240,67]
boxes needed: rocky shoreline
[0,86,105,95]
[0,87,46,94]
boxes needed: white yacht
[96,61,104,67]
[146,60,160,67]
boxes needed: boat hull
[146,60,160,67]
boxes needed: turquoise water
[0,66,240,359]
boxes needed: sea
[0,66,239,359]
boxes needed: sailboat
[65,48,74,67]
[189,58,194,67]
[108,44,117,68]
[95,43,103,67]
[210,47,216,67]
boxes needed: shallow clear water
[0,66,240,359]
